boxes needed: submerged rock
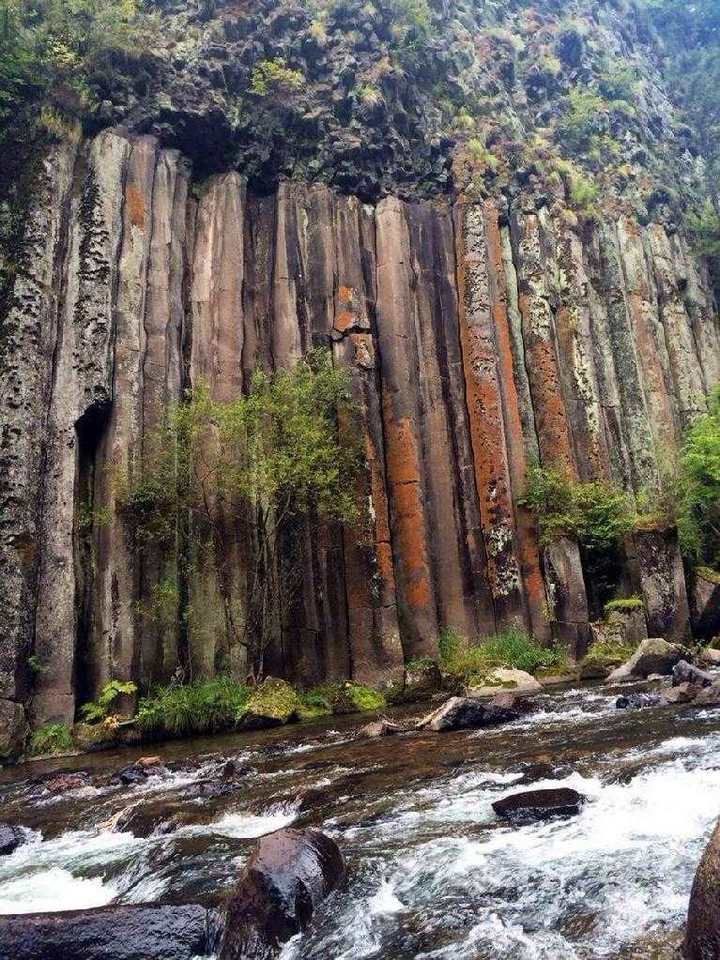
[606,638,685,683]
[0,903,220,960]
[417,696,519,732]
[687,817,720,959]
[0,824,24,856]
[219,828,345,960]
[492,788,585,825]
[615,693,665,710]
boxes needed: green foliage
[604,595,644,617]
[80,679,137,724]
[136,677,251,737]
[250,58,304,97]
[439,626,569,679]
[297,690,333,720]
[580,635,635,671]
[26,654,45,675]
[556,87,607,154]
[519,466,637,549]
[123,350,361,674]
[245,678,300,722]
[676,387,720,565]
[385,0,431,43]
[687,200,720,259]
[347,683,386,711]
[29,722,74,756]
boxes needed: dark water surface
[1,679,719,959]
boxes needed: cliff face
[1,125,717,746]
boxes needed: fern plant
[80,679,137,724]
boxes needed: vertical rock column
[375,198,439,656]
[510,204,589,653]
[88,134,158,702]
[188,173,247,679]
[0,136,79,743]
[331,195,403,685]
[452,201,525,631]
[34,130,130,721]
[139,148,190,684]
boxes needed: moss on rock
[240,678,300,728]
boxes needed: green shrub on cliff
[80,679,137,724]
[676,387,720,565]
[121,349,361,678]
[250,58,304,97]
[519,466,636,549]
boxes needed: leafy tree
[676,387,720,567]
[122,350,361,677]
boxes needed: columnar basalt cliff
[1,124,717,749]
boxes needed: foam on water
[0,866,115,914]
[208,801,299,839]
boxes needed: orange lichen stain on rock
[382,406,432,613]
[126,184,145,229]
[334,310,355,333]
[338,285,354,305]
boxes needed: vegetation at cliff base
[80,679,137,724]
[675,388,720,567]
[439,626,570,682]
[29,722,74,756]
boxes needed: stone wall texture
[1,129,718,742]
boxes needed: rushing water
[1,677,720,958]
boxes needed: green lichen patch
[242,678,300,724]
[603,595,645,618]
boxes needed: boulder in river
[358,719,401,738]
[673,660,714,688]
[219,827,345,960]
[605,638,685,683]
[693,683,720,707]
[662,683,700,705]
[417,696,519,732]
[0,903,220,960]
[0,824,24,856]
[466,668,542,699]
[687,817,720,959]
[492,788,586,825]
[615,693,665,710]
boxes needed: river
[1,677,719,959]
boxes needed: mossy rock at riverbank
[239,678,301,729]
[312,682,387,715]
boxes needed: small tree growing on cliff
[122,349,361,678]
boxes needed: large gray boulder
[417,696,519,732]
[219,828,345,960]
[687,818,720,959]
[673,660,714,688]
[605,638,685,683]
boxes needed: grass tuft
[29,723,74,756]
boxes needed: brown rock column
[331,196,403,685]
[484,203,550,643]
[34,130,130,722]
[188,173,247,679]
[629,529,691,644]
[453,201,524,631]
[0,135,79,736]
[375,197,439,657]
[675,233,720,393]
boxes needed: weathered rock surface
[492,788,585,825]
[358,719,401,739]
[0,903,220,960]
[687,818,720,960]
[218,828,345,960]
[673,661,714,689]
[606,638,685,683]
[1,124,718,753]
[417,696,519,733]
[616,693,665,710]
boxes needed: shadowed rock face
[218,828,346,960]
[0,126,717,745]
[492,787,585,825]
[687,818,720,960]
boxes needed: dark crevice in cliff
[73,400,111,712]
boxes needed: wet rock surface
[0,825,24,857]
[606,638,686,683]
[687,818,720,960]
[492,787,586,825]
[218,828,345,960]
[417,696,520,732]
